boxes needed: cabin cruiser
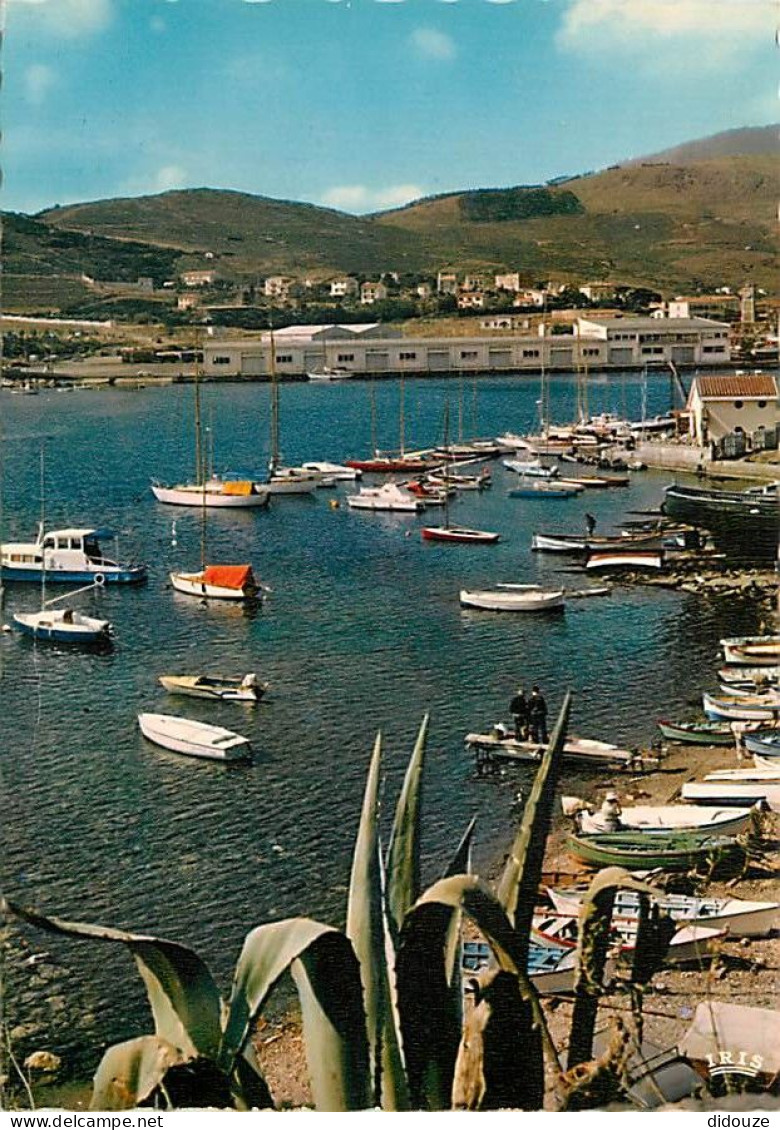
[1,526,146,584]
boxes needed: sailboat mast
[369,380,378,455]
[39,447,46,610]
[443,399,450,529]
[399,374,405,457]
[194,332,203,485]
[269,324,279,472]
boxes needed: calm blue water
[0,372,764,1074]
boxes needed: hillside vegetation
[3,125,777,314]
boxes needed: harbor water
[0,371,766,1077]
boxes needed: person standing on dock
[528,685,548,743]
[509,686,528,741]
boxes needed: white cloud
[411,27,457,61]
[558,0,772,52]
[24,63,56,105]
[9,0,113,37]
[321,184,423,211]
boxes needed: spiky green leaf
[3,899,222,1059]
[90,1036,185,1111]
[386,714,429,937]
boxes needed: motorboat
[306,366,355,381]
[158,673,268,703]
[300,461,362,481]
[12,606,111,644]
[346,482,424,512]
[459,586,565,612]
[138,713,252,762]
[264,468,319,495]
[2,526,146,584]
[170,563,261,601]
[152,478,270,508]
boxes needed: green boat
[567,830,745,871]
[657,718,735,745]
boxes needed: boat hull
[702,692,780,722]
[577,805,753,838]
[138,713,252,762]
[682,781,780,812]
[547,889,780,939]
[744,731,780,759]
[657,719,735,745]
[567,831,744,870]
[169,571,257,601]
[460,589,564,612]
[152,483,270,508]
[12,610,111,644]
[158,675,266,702]
[721,636,780,666]
[422,527,500,544]
[2,564,145,584]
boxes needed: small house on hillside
[686,372,779,447]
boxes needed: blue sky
[4,0,777,215]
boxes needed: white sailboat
[421,402,500,544]
[264,328,317,495]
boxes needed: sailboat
[169,354,262,602]
[421,402,500,544]
[152,370,269,509]
[263,328,318,495]
[346,375,436,474]
[12,452,112,643]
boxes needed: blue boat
[1,527,146,584]
[12,606,112,645]
[509,483,579,499]
[743,730,780,759]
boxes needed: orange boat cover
[202,564,254,589]
[222,480,253,496]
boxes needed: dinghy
[460,587,564,612]
[158,673,268,703]
[682,780,780,812]
[657,719,737,745]
[567,830,745,870]
[138,713,252,762]
[463,939,589,996]
[718,665,780,688]
[546,888,780,939]
[576,804,754,838]
[702,691,780,722]
[586,549,664,571]
[508,482,580,499]
[532,913,725,966]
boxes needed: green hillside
[3,125,777,315]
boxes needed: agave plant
[3,697,666,1111]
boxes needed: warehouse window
[734,400,743,409]
[399,351,417,361]
[522,349,540,358]
[758,400,767,408]
[276,354,293,363]
[460,350,478,359]
[337,353,355,362]
[212,356,231,365]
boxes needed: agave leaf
[496,691,572,962]
[441,816,477,986]
[231,1046,275,1111]
[90,1035,185,1111]
[290,930,372,1111]
[386,714,429,937]
[442,816,477,881]
[567,867,659,1072]
[3,899,222,1059]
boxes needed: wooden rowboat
[546,889,780,939]
[657,719,736,745]
[576,804,754,838]
[460,587,564,612]
[567,830,745,870]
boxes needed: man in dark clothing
[528,685,548,744]
[509,686,528,741]
[585,513,596,538]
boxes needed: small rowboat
[508,482,580,499]
[718,665,780,688]
[546,888,780,939]
[460,587,564,612]
[657,719,737,745]
[422,525,500,544]
[532,913,725,965]
[158,673,268,703]
[743,730,780,759]
[567,830,745,871]
[702,692,780,722]
[138,712,252,762]
[576,804,754,838]
[682,780,780,812]
[721,636,780,667]
[465,729,635,768]
[13,607,111,645]
[586,549,664,571]
[462,938,587,996]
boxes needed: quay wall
[636,441,780,481]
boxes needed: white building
[330,277,359,299]
[437,272,458,296]
[686,372,779,446]
[577,316,731,366]
[360,281,388,305]
[181,269,218,288]
[668,295,741,322]
[457,292,485,310]
[495,273,522,293]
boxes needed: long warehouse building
[203,316,731,379]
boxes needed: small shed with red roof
[685,371,779,446]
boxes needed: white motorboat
[576,804,754,838]
[702,691,780,722]
[503,459,559,480]
[158,673,268,703]
[460,587,564,612]
[13,606,111,644]
[138,713,252,762]
[170,564,260,602]
[721,636,780,667]
[152,478,270,508]
[2,526,146,584]
[347,482,424,512]
[682,780,780,813]
[300,461,362,481]
[547,888,780,939]
[264,468,319,495]
[307,366,355,381]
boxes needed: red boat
[421,525,500,545]
[345,457,433,473]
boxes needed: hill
[3,125,778,315]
